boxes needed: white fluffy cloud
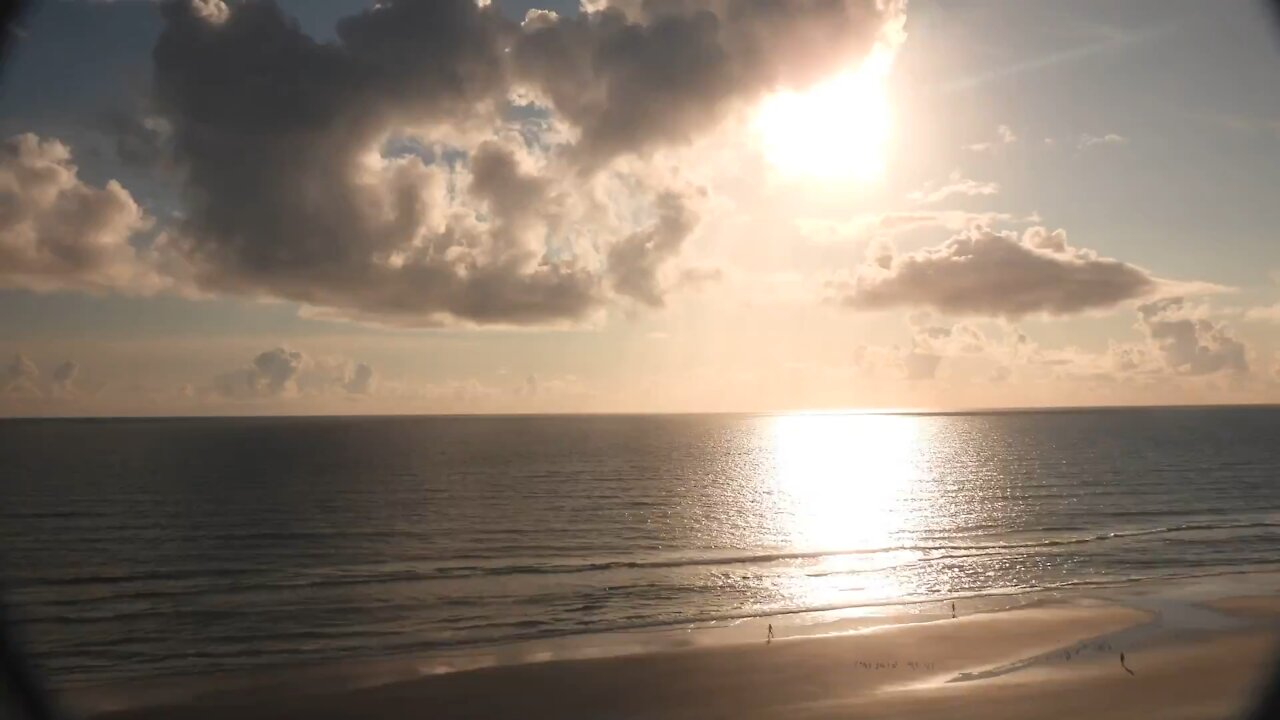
[0,134,162,295]
[832,226,1162,318]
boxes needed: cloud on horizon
[209,347,379,401]
[2,353,41,397]
[2,353,82,401]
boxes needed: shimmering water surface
[2,407,1278,689]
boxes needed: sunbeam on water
[769,414,925,607]
[772,413,921,550]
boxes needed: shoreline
[81,591,1280,720]
[59,568,1280,714]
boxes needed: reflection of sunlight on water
[769,413,929,609]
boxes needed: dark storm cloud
[132,0,892,325]
[513,0,884,167]
[833,226,1160,318]
[150,0,599,325]
[1,0,894,323]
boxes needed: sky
[2,0,1280,416]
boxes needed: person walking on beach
[1120,652,1135,676]
[767,623,775,644]
[951,602,956,619]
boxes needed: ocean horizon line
[3,401,1280,423]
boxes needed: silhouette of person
[767,623,775,644]
[951,602,956,619]
[1120,652,1135,676]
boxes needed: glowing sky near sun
[756,48,894,183]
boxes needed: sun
[754,49,894,183]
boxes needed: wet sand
[1207,595,1280,619]
[93,601,1279,720]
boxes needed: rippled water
[2,407,1279,689]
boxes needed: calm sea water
[2,408,1279,691]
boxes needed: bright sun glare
[771,413,919,551]
[770,413,922,608]
[755,49,894,183]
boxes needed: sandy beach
[89,597,1280,720]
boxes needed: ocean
[2,407,1279,701]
